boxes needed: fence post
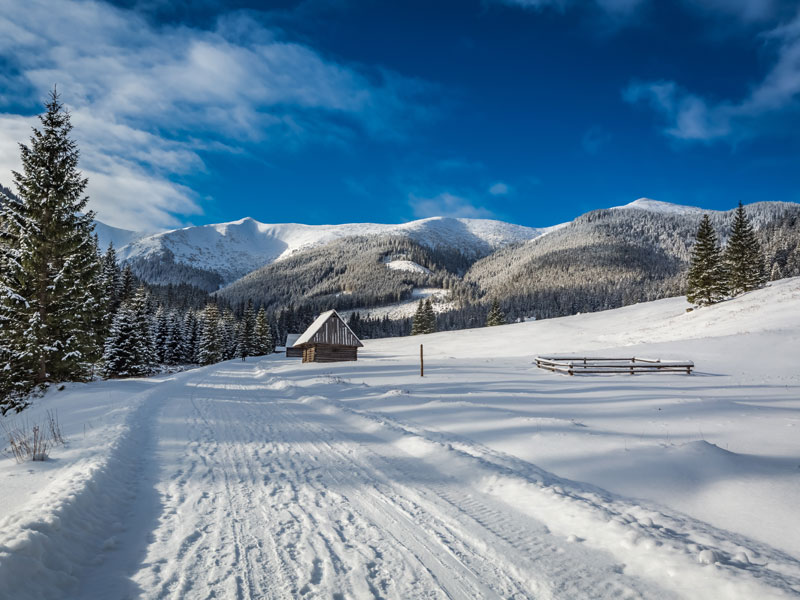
[420,344,424,377]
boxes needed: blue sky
[1,0,799,231]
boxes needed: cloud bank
[0,0,431,230]
[623,10,800,143]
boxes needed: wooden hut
[285,333,303,358]
[293,310,363,363]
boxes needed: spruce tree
[686,214,726,306]
[486,299,507,326]
[183,310,200,363]
[119,264,136,304]
[411,299,425,335]
[411,299,437,334]
[0,89,103,412]
[131,286,157,372]
[102,302,149,377]
[102,242,122,313]
[153,306,170,363]
[237,301,256,360]
[723,202,765,296]
[163,310,185,365]
[253,307,274,355]
[423,299,437,334]
[198,304,223,365]
[220,309,238,360]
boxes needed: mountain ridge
[94,197,709,275]
[93,198,800,309]
[99,215,554,287]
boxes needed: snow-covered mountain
[612,197,708,215]
[94,220,149,251]
[96,198,800,304]
[104,216,550,286]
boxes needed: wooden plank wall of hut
[286,347,303,358]
[302,344,358,363]
[311,317,361,347]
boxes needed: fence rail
[535,356,693,376]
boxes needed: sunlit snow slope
[2,278,799,599]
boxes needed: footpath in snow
[1,278,800,599]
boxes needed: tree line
[686,204,766,305]
[0,93,280,415]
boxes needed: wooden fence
[535,356,694,376]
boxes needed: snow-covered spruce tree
[119,264,136,304]
[253,307,274,355]
[102,304,148,377]
[163,310,185,365]
[101,243,122,313]
[183,310,200,363]
[0,221,32,413]
[411,299,426,335]
[153,306,170,364]
[198,304,223,365]
[686,214,726,306]
[102,287,155,377]
[134,286,157,372]
[219,308,238,360]
[236,301,256,360]
[723,202,766,296]
[486,299,507,326]
[0,90,104,412]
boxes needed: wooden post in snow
[420,344,424,377]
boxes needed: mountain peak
[614,198,706,215]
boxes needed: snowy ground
[1,279,800,599]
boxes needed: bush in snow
[1,410,65,463]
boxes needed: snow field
[1,277,799,598]
[0,374,186,598]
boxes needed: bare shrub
[1,410,67,463]
[46,410,65,445]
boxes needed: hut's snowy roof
[294,310,363,348]
[285,333,302,348]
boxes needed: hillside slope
[465,200,800,320]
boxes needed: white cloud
[488,182,511,195]
[0,0,431,230]
[624,10,800,142]
[408,192,494,219]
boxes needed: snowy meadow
[1,278,799,599]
